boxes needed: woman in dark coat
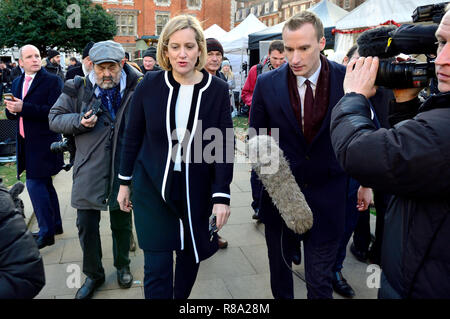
[117,15,234,299]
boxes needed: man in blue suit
[5,44,64,249]
[249,11,346,299]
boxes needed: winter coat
[118,69,234,263]
[330,92,450,298]
[0,183,45,299]
[48,63,143,211]
[5,68,64,179]
[44,58,64,82]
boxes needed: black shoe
[55,226,63,235]
[117,267,133,289]
[130,233,136,252]
[75,277,105,299]
[332,271,355,298]
[292,248,301,265]
[32,231,39,239]
[252,208,260,220]
[350,243,368,263]
[35,235,55,249]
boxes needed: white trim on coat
[162,71,173,203]
[185,73,212,264]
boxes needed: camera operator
[330,6,450,299]
[48,41,143,299]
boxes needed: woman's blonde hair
[157,15,207,71]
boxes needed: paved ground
[22,162,378,299]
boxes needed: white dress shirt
[296,60,322,130]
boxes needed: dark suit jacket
[249,61,347,242]
[6,68,64,179]
[64,65,84,82]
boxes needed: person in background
[65,42,95,81]
[44,49,64,81]
[221,60,236,116]
[139,48,161,74]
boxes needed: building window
[274,16,279,24]
[187,0,201,10]
[122,0,134,4]
[264,2,270,14]
[154,0,170,7]
[273,0,279,10]
[344,0,350,9]
[156,12,170,36]
[268,19,272,26]
[114,14,136,36]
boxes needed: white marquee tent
[334,0,441,56]
[203,24,227,39]
[218,14,267,91]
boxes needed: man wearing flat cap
[49,40,143,299]
[44,49,64,81]
[139,47,160,74]
[65,41,95,81]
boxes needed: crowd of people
[0,7,449,300]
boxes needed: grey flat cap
[89,40,125,65]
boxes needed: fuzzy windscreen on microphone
[248,135,313,234]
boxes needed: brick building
[235,0,366,26]
[92,0,234,59]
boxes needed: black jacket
[330,92,450,298]
[0,183,45,298]
[44,58,64,81]
[65,65,84,82]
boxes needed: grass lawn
[0,162,24,187]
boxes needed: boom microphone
[248,135,313,235]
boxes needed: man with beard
[44,49,64,81]
[49,41,143,299]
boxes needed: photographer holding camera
[48,41,143,299]
[330,6,450,299]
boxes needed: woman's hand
[212,204,230,231]
[356,186,373,212]
[117,185,132,212]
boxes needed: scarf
[98,85,122,121]
[287,54,330,143]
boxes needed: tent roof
[219,13,267,53]
[309,0,348,28]
[204,24,227,39]
[247,0,348,50]
[335,0,439,30]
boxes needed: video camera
[356,2,449,89]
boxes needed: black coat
[6,68,64,179]
[64,65,84,82]
[0,184,45,298]
[119,69,234,263]
[330,92,450,298]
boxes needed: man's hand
[80,109,98,128]
[356,186,373,212]
[117,185,132,213]
[5,98,23,114]
[212,204,230,231]
[344,56,379,99]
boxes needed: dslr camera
[356,2,449,89]
[50,99,103,171]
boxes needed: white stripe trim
[185,73,212,264]
[161,71,173,202]
[179,219,184,251]
[212,193,230,199]
[118,174,132,180]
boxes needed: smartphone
[3,93,15,101]
[209,215,217,242]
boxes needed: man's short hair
[346,45,358,59]
[268,40,284,54]
[19,44,40,60]
[283,11,324,41]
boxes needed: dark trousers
[378,272,402,299]
[26,177,61,238]
[250,170,262,211]
[76,208,132,281]
[333,184,366,272]
[265,220,339,299]
[143,244,199,299]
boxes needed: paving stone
[240,244,270,275]
[190,278,233,299]
[218,223,266,248]
[230,191,252,208]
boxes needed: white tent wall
[204,24,227,39]
[333,0,439,56]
